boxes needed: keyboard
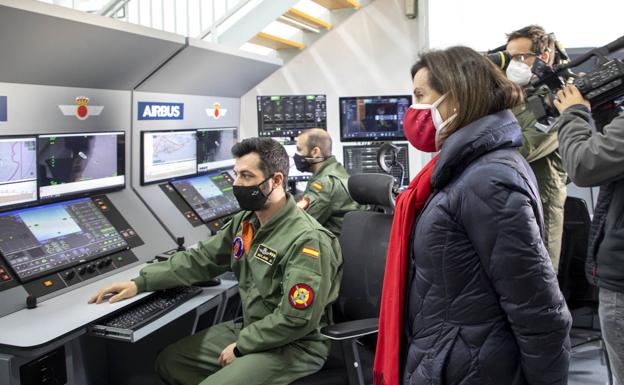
[94,286,203,333]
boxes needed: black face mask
[293,153,325,172]
[232,175,274,211]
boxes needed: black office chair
[558,196,612,384]
[292,173,395,385]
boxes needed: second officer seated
[89,138,343,385]
[294,128,364,237]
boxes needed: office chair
[292,173,395,385]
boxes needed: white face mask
[506,60,533,86]
[410,93,457,132]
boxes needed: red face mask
[402,107,437,152]
[402,94,455,153]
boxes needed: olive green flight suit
[132,195,343,385]
[299,156,365,237]
[513,102,568,272]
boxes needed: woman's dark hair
[231,137,289,181]
[410,46,524,145]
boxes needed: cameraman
[555,84,624,384]
[505,25,568,273]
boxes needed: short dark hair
[231,137,289,181]
[410,46,523,146]
[507,25,555,56]
[302,128,332,157]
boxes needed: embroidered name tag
[254,244,277,266]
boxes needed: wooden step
[249,32,305,50]
[283,8,332,30]
[312,0,361,10]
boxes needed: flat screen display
[257,95,327,137]
[339,95,410,141]
[37,132,125,200]
[0,136,38,208]
[196,127,237,173]
[171,169,240,223]
[0,197,127,281]
[142,130,197,184]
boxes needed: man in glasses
[505,25,567,274]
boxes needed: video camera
[487,35,624,122]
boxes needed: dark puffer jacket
[403,110,571,385]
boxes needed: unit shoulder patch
[254,244,278,265]
[232,236,244,260]
[296,197,310,210]
[302,246,320,258]
[289,283,314,309]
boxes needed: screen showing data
[0,197,128,281]
[196,127,237,173]
[0,137,37,208]
[257,95,327,137]
[340,95,410,141]
[142,130,197,184]
[171,169,239,223]
[37,132,125,200]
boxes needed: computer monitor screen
[257,95,327,137]
[197,127,237,173]
[343,143,410,186]
[283,144,312,181]
[0,197,128,281]
[142,130,197,184]
[38,132,125,200]
[171,169,240,223]
[340,95,411,141]
[0,136,37,208]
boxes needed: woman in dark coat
[374,46,571,385]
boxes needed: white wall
[428,0,624,50]
[239,0,428,176]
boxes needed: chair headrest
[348,173,396,209]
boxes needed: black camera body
[488,35,624,122]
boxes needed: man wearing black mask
[295,128,364,237]
[89,138,342,385]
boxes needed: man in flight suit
[89,138,343,385]
[294,128,364,237]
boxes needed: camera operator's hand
[555,85,591,113]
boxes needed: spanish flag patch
[302,247,320,258]
[312,182,323,191]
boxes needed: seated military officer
[89,138,343,385]
[294,128,364,237]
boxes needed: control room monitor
[339,95,411,141]
[0,136,37,209]
[38,132,125,201]
[283,144,312,181]
[343,143,410,187]
[171,169,239,223]
[0,197,128,282]
[142,130,197,184]
[257,95,327,138]
[196,127,237,173]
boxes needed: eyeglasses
[511,53,537,63]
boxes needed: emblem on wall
[59,97,104,120]
[206,102,227,119]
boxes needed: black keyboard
[103,286,203,331]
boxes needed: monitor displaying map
[0,136,37,208]
[141,130,197,184]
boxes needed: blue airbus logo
[138,102,184,120]
[0,96,6,122]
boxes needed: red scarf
[373,154,439,385]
